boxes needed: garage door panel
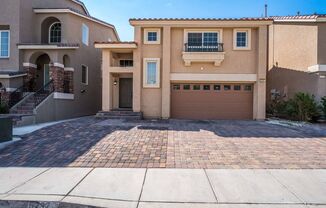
[171,83,253,120]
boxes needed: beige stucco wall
[269,23,318,71]
[318,23,326,65]
[267,22,326,103]
[171,28,258,74]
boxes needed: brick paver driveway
[0,117,326,169]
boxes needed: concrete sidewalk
[0,168,325,208]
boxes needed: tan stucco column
[161,26,171,118]
[133,26,142,112]
[102,50,112,111]
[254,25,268,120]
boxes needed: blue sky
[82,0,326,41]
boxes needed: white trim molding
[0,73,27,79]
[64,67,74,72]
[308,65,326,73]
[233,28,252,50]
[170,73,257,82]
[50,63,65,68]
[143,58,160,88]
[95,43,137,49]
[144,28,161,44]
[5,87,17,92]
[18,45,79,50]
[53,92,74,100]
[23,63,37,68]
[182,52,225,66]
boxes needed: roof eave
[70,0,90,16]
[129,19,274,26]
[33,8,120,41]
[94,42,138,49]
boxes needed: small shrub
[285,93,320,122]
[0,102,9,114]
[268,92,321,122]
[321,96,326,118]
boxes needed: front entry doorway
[119,78,133,108]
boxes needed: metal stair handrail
[9,80,33,108]
[33,80,55,108]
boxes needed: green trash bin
[0,116,12,143]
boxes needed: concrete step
[96,111,143,120]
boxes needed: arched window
[49,22,61,43]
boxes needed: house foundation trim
[23,63,37,68]
[53,92,74,100]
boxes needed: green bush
[269,92,321,122]
[321,96,326,118]
[0,102,9,114]
[285,93,320,122]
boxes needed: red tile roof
[129,17,273,21]
[94,41,137,45]
[272,14,326,20]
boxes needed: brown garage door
[171,83,253,120]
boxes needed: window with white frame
[49,22,61,43]
[143,58,160,88]
[233,29,251,50]
[81,65,88,85]
[82,24,89,46]
[0,30,10,58]
[144,28,160,44]
[186,31,222,52]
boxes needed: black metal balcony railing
[184,43,224,52]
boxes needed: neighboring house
[95,18,272,120]
[268,14,326,103]
[0,0,119,124]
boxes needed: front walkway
[0,168,325,208]
[0,117,326,169]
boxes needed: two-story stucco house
[0,0,119,124]
[95,18,272,120]
[268,14,326,103]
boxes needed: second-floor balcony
[182,43,225,67]
[184,43,224,52]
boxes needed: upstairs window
[119,60,133,67]
[81,65,88,85]
[186,31,221,52]
[82,24,89,46]
[143,58,160,88]
[0,31,10,58]
[236,32,247,47]
[233,29,251,50]
[147,32,157,41]
[49,22,61,43]
[144,28,160,44]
